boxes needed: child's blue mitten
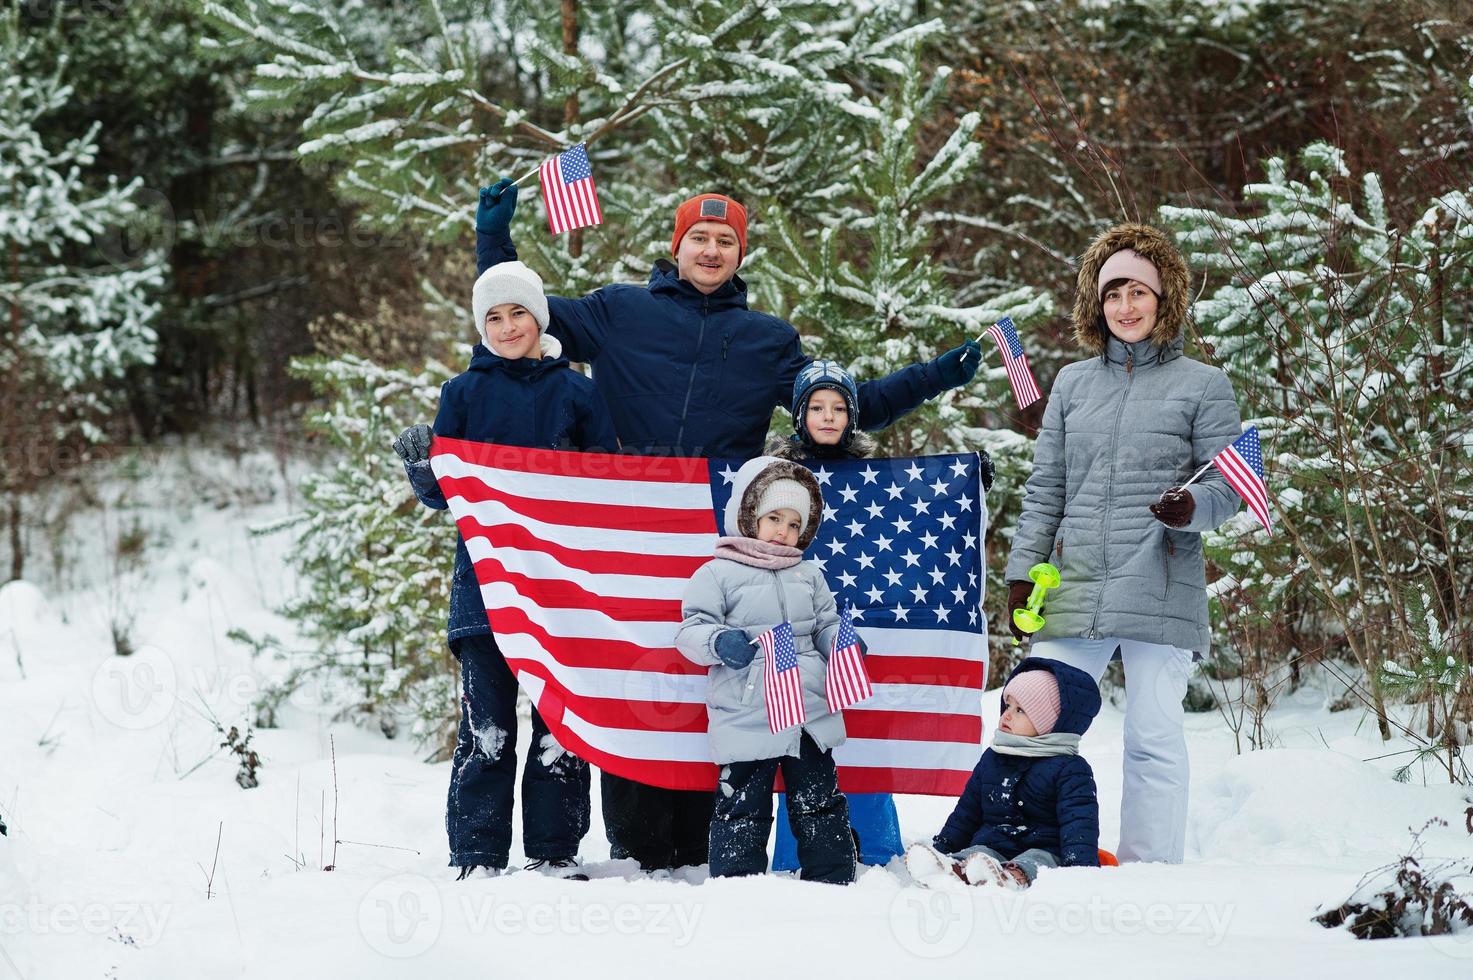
[714,630,757,669]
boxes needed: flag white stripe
[450,494,716,556]
[433,453,713,511]
[832,738,982,771]
[855,626,988,662]
[464,536,692,600]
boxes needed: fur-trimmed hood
[1072,223,1190,355]
[765,431,877,462]
[723,456,825,551]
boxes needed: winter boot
[455,865,505,880]
[904,843,963,887]
[525,856,589,881]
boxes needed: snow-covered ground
[2,442,1470,978]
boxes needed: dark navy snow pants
[601,772,714,871]
[446,634,590,868]
[709,732,856,884]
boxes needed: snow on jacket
[934,658,1102,867]
[405,343,618,642]
[477,229,946,458]
[674,458,845,764]
[1006,223,1242,655]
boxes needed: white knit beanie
[472,261,552,348]
[754,478,811,535]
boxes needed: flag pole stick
[511,163,540,187]
[1178,459,1214,489]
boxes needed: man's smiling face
[674,220,741,294]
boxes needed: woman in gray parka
[675,456,859,884]
[1006,223,1244,865]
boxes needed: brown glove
[1006,580,1034,642]
[1150,487,1195,528]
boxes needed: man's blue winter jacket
[405,344,618,642]
[477,230,946,458]
[934,658,1103,867]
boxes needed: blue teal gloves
[714,630,757,670]
[934,340,983,388]
[477,178,518,235]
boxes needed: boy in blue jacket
[906,658,1101,888]
[393,260,618,880]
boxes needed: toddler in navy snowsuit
[395,260,618,878]
[911,657,1101,888]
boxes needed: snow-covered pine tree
[1163,140,1473,743]
[753,31,1050,663]
[248,346,461,751]
[0,7,166,579]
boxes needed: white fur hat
[472,261,560,356]
[754,478,811,535]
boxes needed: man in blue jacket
[470,180,985,872]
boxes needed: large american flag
[1212,426,1272,533]
[539,143,603,234]
[429,438,988,795]
[984,317,1042,409]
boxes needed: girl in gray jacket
[675,456,861,884]
[1006,222,1244,865]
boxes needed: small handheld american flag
[825,605,873,712]
[983,317,1042,409]
[759,622,806,734]
[1211,426,1272,533]
[539,143,603,235]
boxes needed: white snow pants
[1029,636,1192,864]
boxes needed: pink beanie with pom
[1004,670,1062,735]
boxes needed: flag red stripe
[474,556,681,621]
[538,710,717,790]
[484,605,705,674]
[434,436,710,484]
[468,520,712,579]
[836,766,970,795]
[843,708,980,743]
[865,654,984,688]
[1214,449,1272,529]
[505,656,709,731]
[542,157,566,233]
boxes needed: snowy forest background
[5,0,1473,778]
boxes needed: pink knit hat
[1004,670,1062,735]
[1097,248,1163,299]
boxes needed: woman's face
[804,388,849,446]
[1101,279,1159,344]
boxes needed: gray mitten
[393,423,433,465]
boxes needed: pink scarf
[713,535,803,570]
